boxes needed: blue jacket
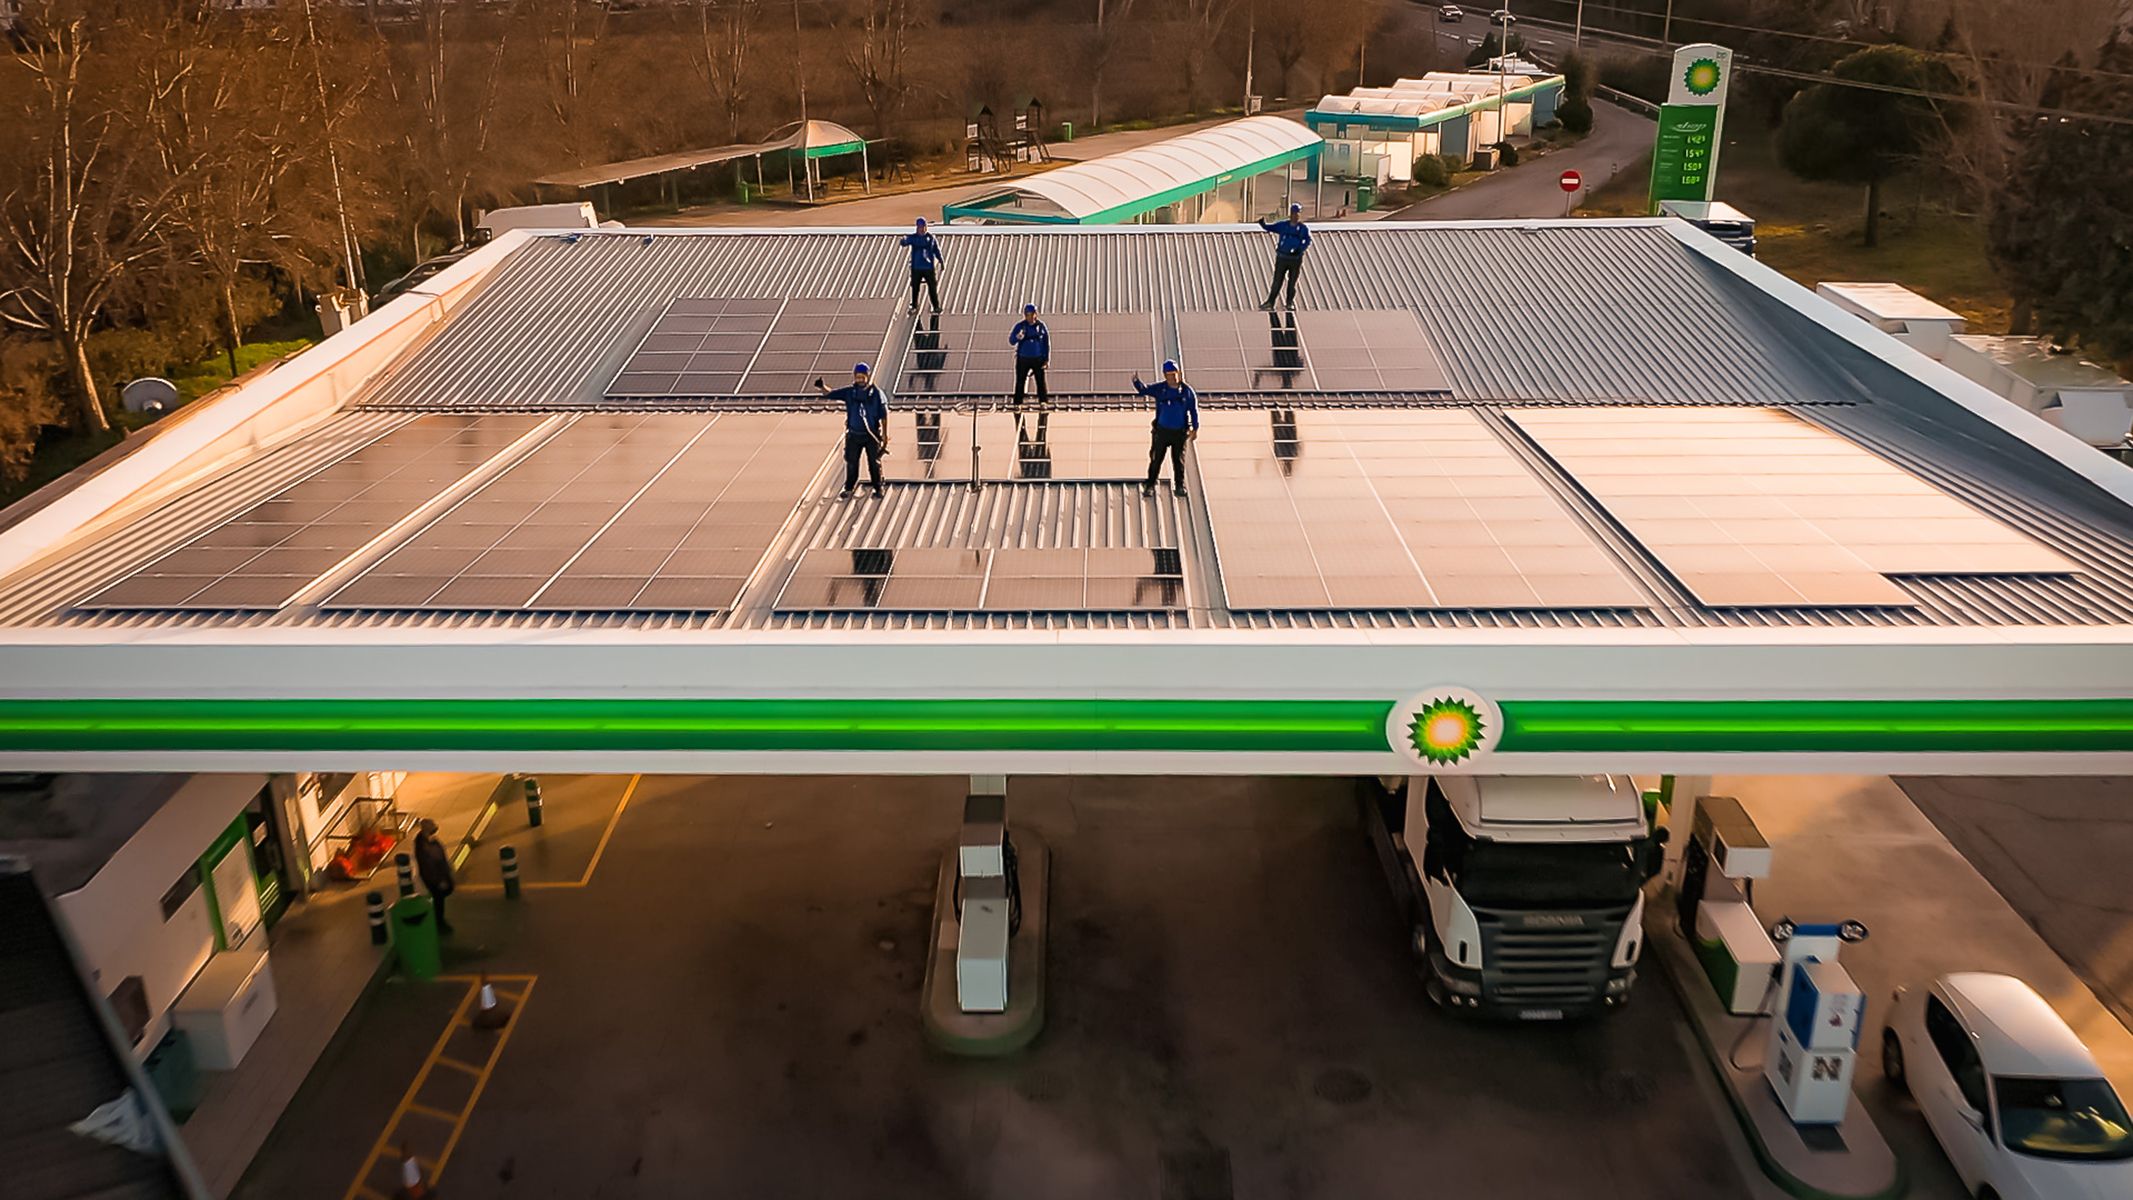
[1136,378,1200,431]
[1010,318,1049,359]
[827,383,888,435]
[1259,218,1312,257]
[900,231,942,272]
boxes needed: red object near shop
[1559,170,1583,193]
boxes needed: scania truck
[1361,774,1666,1020]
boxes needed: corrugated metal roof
[357,225,1854,412]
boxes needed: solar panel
[775,542,1185,612]
[606,298,780,398]
[881,411,1158,482]
[80,415,542,610]
[890,313,1158,397]
[1174,309,1448,394]
[1510,407,2078,607]
[738,297,902,396]
[323,413,829,611]
[1199,409,1646,610]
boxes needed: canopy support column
[862,143,873,195]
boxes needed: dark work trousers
[1147,425,1190,487]
[1014,357,1050,405]
[1265,253,1305,308]
[909,268,940,312]
[843,430,884,491]
[430,890,453,933]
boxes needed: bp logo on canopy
[1387,687,1503,770]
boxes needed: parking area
[237,775,1747,1199]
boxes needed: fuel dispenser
[1762,919,1870,1125]
[1677,795,1779,1015]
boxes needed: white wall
[56,773,269,1058]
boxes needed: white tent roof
[762,118,868,153]
[988,116,1321,221]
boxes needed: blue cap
[853,362,872,375]
[1161,359,1179,373]
[1290,202,1302,213]
[915,216,927,225]
[1023,303,1037,313]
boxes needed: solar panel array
[881,411,1157,482]
[1510,407,2080,607]
[1199,409,1645,609]
[894,313,1159,397]
[81,415,540,610]
[325,413,827,610]
[776,545,1184,611]
[1174,309,1449,394]
[605,297,898,399]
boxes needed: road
[1387,102,1654,220]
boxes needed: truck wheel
[1881,1030,1908,1096]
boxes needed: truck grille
[1475,907,1630,1007]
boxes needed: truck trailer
[1361,775,1665,1020]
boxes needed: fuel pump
[1763,918,1870,1125]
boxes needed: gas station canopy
[2,222,2131,775]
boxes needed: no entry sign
[1559,170,1583,193]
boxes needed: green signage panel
[1649,103,1719,209]
[1,697,2133,757]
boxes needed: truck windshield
[1455,840,1646,910]
[1995,1076,2133,1160]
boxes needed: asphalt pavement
[240,775,1750,1199]
[1387,105,1656,220]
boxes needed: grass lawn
[1578,117,2012,332]
[171,338,314,404]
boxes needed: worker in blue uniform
[813,363,890,499]
[1134,359,1200,498]
[1009,302,1050,407]
[899,217,944,314]
[1257,202,1312,310]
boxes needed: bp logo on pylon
[1683,57,1723,96]
[1387,687,1502,770]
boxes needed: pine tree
[1776,46,1954,248]
[1990,39,2133,362]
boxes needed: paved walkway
[1388,106,1657,221]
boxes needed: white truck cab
[1362,775,1663,1020]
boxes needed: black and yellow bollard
[523,776,543,828]
[500,845,521,899]
[394,852,415,898]
[367,890,389,945]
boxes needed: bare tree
[530,0,613,166]
[686,0,763,143]
[1174,0,1239,113]
[1090,0,1139,130]
[0,13,177,432]
[844,0,925,139]
[376,0,516,252]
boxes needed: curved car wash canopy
[943,116,1323,225]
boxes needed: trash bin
[1059,121,1074,142]
[390,895,441,980]
[143,1028,199,1122]
[737,179,752,204]
[1356,179,1375,213]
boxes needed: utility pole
[1244,0,1256,112]
[1662,0,1675,46]
[1496,4,1510,152]
[793,0,812,200]
[1574,0,1585,52]
[1094,0,1106,130]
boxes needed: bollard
[523,776,544,828]
[367,890,389,945]
[394,852,415,898]
[500,845,521,900]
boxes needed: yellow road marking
[462,773,640,890]
[339,976,536,1200]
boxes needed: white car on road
[1884,973,2133,1200]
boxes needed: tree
[1557,49,1596,134]
[1775,45,1954,247]
[1173,0,1238,113]
[1088,0,1139,130]
[686,0,763,144]
[844,0,925,139]
[529,0,613,167]
[0,337,60,487]
[1990,36,2133,361]
[0,12,177,433]
[1464,30,1524,69]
